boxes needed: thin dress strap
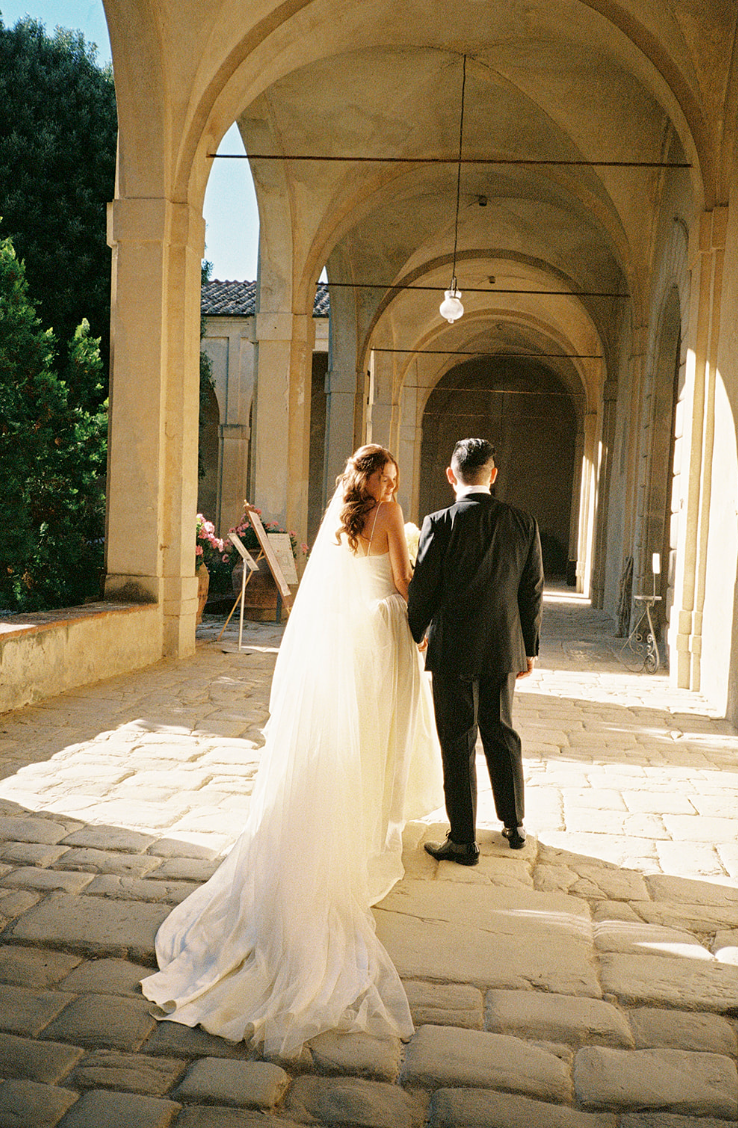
[364,502,382,556]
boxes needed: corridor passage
[0,591,737,1126]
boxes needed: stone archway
[419,357,579,577]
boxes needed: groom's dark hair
[451,438,496,484]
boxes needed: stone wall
[0,603,162,714]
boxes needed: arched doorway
[420,357,579,577]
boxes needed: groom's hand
[517,656,536,679]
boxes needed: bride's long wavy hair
[335,444,399,553]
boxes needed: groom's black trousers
[431,671,523,844]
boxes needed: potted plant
[195,514,228,621]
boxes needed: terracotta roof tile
[202,280,330,318]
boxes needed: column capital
[695,205,729,256]
[107,197,205,253]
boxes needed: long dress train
[141,495,443,1057]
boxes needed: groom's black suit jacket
[407,493,544,680]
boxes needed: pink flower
[195,545,204,556]
[222,553,230,563]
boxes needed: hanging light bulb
[440,280,464,323]
[440,56,467,325]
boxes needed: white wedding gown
[141,495,443,1056]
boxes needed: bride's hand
[417,637,428,653]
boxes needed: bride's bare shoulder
[378,500,405,525]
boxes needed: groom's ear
[490,466,498,485]
[446,466,457,487]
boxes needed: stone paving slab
[401,1024,572,1102]
[0,944,81,986]
[9,892,168,960]
[287,1075,426,1128]
[308,1031,402,1080]
[484,990,633,1047]
[58,957,152,997]
[377,880,599,997]
[0,1078,79,1128]
[0,1031,84,1083]
[1,865,95,894]
[0,841,69,866]
[55,847,164,876]
[142,1020,250,1059]
[620,1116,738,1128]
[593,919,711,957]
[404,980,483,1029]
[40,994,156,1051]
[173,1057,289,1108]
[175,1110,298,1128]
[56,1088,181,1128]
[70,1049,186,1095]
[573,1046,738,1117]
[0,982,73,1037]
[59,827,157,853]
[0,816,71,844]
[84,874,199,903]
[599,952,738,1011]
[429,1088,618,1128]
[628,1008,738,1054]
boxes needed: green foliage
[0,233,107,612]
[0,16,117,403]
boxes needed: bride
[141,445,443,1057]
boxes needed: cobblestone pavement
[0,588,737,1127]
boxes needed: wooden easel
[217,503,294,650]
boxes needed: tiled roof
[202,280,330,318]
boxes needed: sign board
[228,532,260,571]
[242,504,293,602]
[267,532,298,585]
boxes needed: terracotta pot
[231,558,282,621]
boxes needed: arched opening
[197,382,221,523]
[420,356,579,577]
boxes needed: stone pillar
[251,312,313,541]
[672,207,727,690]
[105,197,205,658]
[219,423,251,534]
[324,365,359,495]
[397,381,422,520]
[567,425,584,585]
[575,411,599,595]
[590,378,619,608]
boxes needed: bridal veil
[141,490,442,1056]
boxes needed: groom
[408,438,544,864]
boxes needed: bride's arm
[385,502,413,601]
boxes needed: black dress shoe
[424,837,480,866]
[502,825,526,850]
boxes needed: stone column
[105,197,205,658]
[567,425,584,586]
[590,378,619,608]
[324,365,360,494]
[251,312,313,540]
[575,411,600,595]
[672,207,727,690]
